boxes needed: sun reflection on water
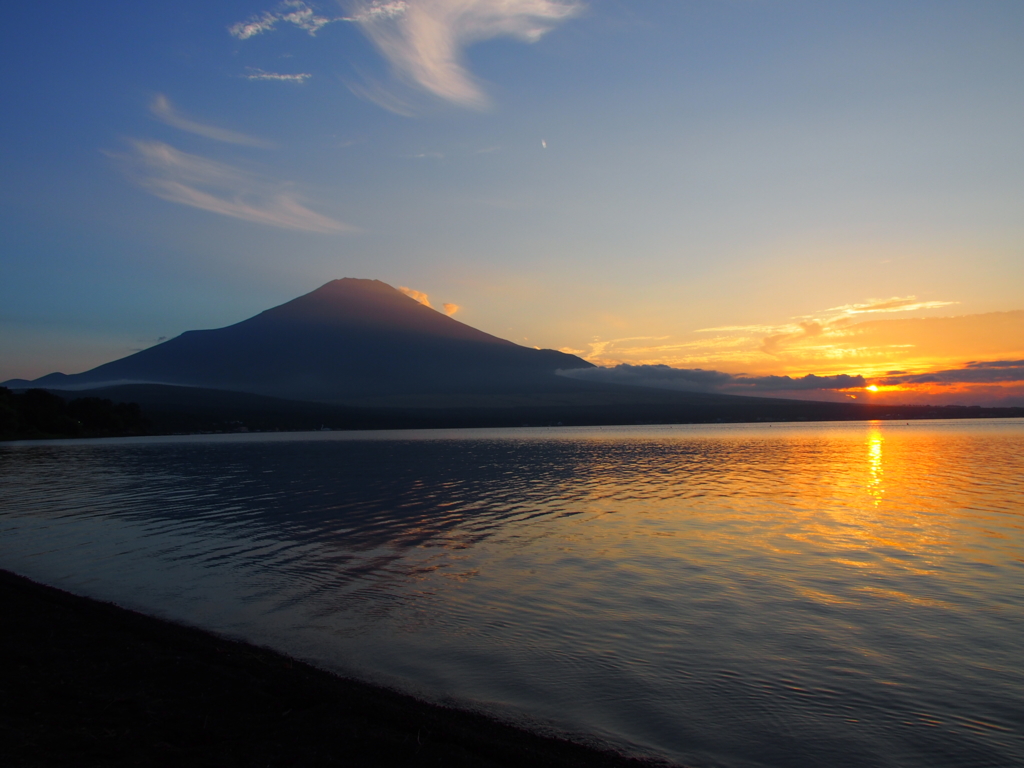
[866,425,884,506]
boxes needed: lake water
[1,420,1022,767]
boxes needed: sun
[866,385,879,392]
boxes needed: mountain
[6,279,594,403]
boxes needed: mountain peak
[7,278,592,402]
[256,278,509,345]
[317,278,401,296]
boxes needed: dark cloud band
[878,360,1024,386]
[558,364,865,393]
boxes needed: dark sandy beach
[0,569,664,767]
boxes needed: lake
[1,420,1022,767]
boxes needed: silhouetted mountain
[6,279,594,403]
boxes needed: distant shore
[0,569,663,767]
[5,383,1024,443]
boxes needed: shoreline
[4,414,1023,448]
[5,383,1022,443]
[0,569,666,767]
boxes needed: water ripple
[1,420,1023,767]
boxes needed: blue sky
[2,1,1023,403]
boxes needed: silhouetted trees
[0,388,148,439]
[0,388,17,435]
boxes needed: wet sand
[0,569,665,767]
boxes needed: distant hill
[4,279,594,403]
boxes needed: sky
[2,0,1022,405]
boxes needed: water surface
[2,420,1022,767]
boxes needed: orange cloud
[398,286,432,307]
[556,284,1024,406]
[573,305,1024,406]
[760,320,824,356]
[691,305,1021,379]
[443,303,460,316]
[753,296,957,358]
[824,296,958,316]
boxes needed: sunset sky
[2,1,1022,405]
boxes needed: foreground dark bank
[0,570,664,768]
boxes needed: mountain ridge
[4,279,593,403]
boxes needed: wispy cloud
[695,324,782,334]
[344,77,418,116]
[397,287,462,315]
[748,296,959,357]
[699,297,960,351]
[760,320,825,356]
[350,1,410,22]
[398,286,432,306]
[562,309,1022,403]
[243,68,312,82]
[150,94,272,148]
[826,296,959,316]
[586,336,669,358]
[111,140,352,234]
[575,335,752,369]
[231,1,581,110]
[350,0,581,108]
[229,1,337,39]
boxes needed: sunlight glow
[866,428,884,507]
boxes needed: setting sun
[866,385,879,392]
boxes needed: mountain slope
[10,279,593,403]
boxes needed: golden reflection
[853,585,951,609]
[527,424,1020,614]
[866,426,884,507]
[757,423,992,570]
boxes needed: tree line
[0,388,148,440]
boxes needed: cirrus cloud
[243,68,312,82]
[230,1,582,110]
[109,140,352,234]
[229,0,337,39]
[150,94,272,148]
[696,295,961,358]
[349,0,581,108]
[826,296,959,316]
